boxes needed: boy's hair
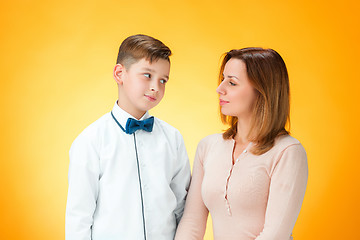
[219,47,290,155]
[116,34,172,69]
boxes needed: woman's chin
[221,109,235,117]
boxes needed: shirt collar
[111,101,152,128]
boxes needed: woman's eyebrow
[223,74,239,80]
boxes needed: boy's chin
[140,103,159,112]
[144,104,159,112]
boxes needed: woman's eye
[229,81,236,86]
[144,73,151,78]
[160,79,167,84]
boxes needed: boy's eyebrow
[142,67,169,80]
[142,67,155,72]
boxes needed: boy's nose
[150,81,159,92]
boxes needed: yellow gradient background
[1,0,359,239]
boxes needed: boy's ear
[113,64,125,85]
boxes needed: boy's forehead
[132,58,170,75]
[137,58,168,66]
[137,58,154,68]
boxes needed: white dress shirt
[66,102,191,240]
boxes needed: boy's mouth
[145,94,157,102]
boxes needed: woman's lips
[219,99,229,106]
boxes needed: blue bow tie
[125,117,154,134]
[111,111,154,135]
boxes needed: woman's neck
[235,116,252,145]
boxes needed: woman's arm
[255,143,308,240]
[175,140,209,240]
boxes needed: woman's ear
[113,64,125,85]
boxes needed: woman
[175,48,308,240]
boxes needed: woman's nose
[216,82,225,95]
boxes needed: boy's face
[114,58,170,119]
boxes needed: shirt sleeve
[175,139,209,240]
[65,132,100,240]
[171,132,191,225]
[255,143,308,240]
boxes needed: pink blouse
[175,134,308,240]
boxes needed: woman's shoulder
[198,133,227,146]
[275,134,300,145]
[194,133,230,165]
[273,134,306,154]
[196,133,231,153]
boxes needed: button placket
[224,142,251,216]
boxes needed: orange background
[1,0,359,239]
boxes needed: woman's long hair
[219,48,290,155]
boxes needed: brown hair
[219,47,290,155]
[116,34,172,69]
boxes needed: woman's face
[216,58,257,119]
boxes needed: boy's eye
[160,79,167,84]
[144,73,151,78]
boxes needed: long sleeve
[255,144,308,240]
[171,132,191,225]
[175,140,209,240]
[65,131,100,240]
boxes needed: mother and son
[65,34,308,240]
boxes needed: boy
[65,34,191,240]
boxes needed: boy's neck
[117,100,146,120]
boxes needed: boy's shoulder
[153,117,181,135]
[72,113,185,148]
[152,117,185,146]
[71,112,112,147]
